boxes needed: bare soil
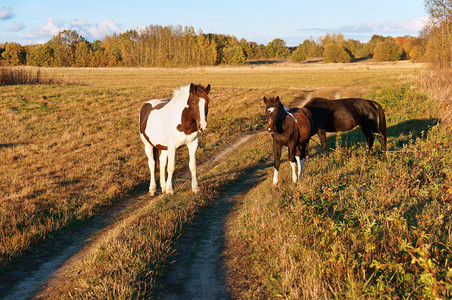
[0,134,269,300]
[0,188,150,299]
[158,152,271,299]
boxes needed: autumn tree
[368,35,386,57]
[321,34,351,63]
[27,45,53,66]
[374,37,403,61]
[1,43,26,65]
[264,39,290,59]
[47,30,88,66]
[424,0,452,67]
[323,42,351,63]
[291,45,307,62]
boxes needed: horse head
[188,83,211,132]
[263,96,283,134]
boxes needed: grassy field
[1,62,450,298]
[224,75,452,298]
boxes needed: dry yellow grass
[415,69,452,131]
[0,62,431,297]
[224,79,451,299]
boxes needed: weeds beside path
[0,132,272,299]
[159,147,271,299]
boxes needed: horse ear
[275,96,280,103]
[263,96,269,105]
[205,84,211,94]
[189,83,196,93]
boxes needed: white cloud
[34,17,67,37]
[136,25,147,34]
[0,6,13,20]
[27,17,122,43]
[71,19,122,40]
[9,21,25,32]
[300,16,429,38]
[340,17,428,34]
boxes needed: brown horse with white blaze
[264,96,312,185]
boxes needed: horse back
[305,97,377,132]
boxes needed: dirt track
[0,93,313,299]
[0,133,268,300]
[159,154,270,299]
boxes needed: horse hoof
[192,186,200,193]
[149,190,156,196]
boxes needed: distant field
[2,62,450,298]
[40,61,423,89]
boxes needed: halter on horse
[140,83,211,195]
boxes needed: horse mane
[172,85,190,99]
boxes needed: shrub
[374,38,403,62]
[291,46,307,63]
[323,42,351,63]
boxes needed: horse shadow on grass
[307,118,439,156]
[0,142,30,149]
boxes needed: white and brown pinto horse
[139,83,211,195]
[264,96,312,185]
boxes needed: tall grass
[0,66,82,86]
[0,64,429,296]
[415,69,452,131]
[224,85,452,298]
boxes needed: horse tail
[371,100,387,150]
[153,147,161,179]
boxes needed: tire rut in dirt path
[0,133,267,300]
[0,189,151,300]
[159,157,271,300]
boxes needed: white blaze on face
[198,98,207,131]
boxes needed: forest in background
[0,0,450,68]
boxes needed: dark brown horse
[304,97,387,155]
[264,96,312,185]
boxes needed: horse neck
[169,86,192,116]
[274,104,289,133]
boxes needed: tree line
[0,0,450,68]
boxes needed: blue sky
[0,0,428,46]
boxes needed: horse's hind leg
[318,129,328,155]
[361,126,375,154]
[143,141,157,196]
[377,130,387,152]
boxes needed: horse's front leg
[288,141,298,183]
[187,139,200,193]
[165,145,176,195]
[143,141,157,196]
[273,141,282,185]
[159,150,168,194]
